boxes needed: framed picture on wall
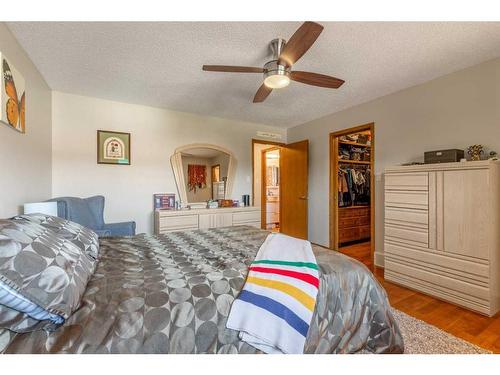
[97,130,131,165]
[0,52,26,133]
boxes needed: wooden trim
[329,123,375,266]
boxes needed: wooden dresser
[338,206,370,244]
[154,206,261,234]
[384,161,500,316]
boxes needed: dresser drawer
[385,224,428,246]
[339,227,359,243]
[385,207,428,226]
[339,217,359,228]
[384,242,490,281]
[233,210,261,225]
[338,206,370,218]
[385,172,428,191]
[359,225,371,239]
[385,258,491,314]
[158,214,198,232]
[339,216,370,228]
[385,191,428,210]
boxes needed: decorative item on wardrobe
[467,144,484,161]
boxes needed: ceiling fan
[202,22,344,103]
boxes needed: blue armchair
[47,195,136,237]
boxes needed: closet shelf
[339,140,371,148]
[338,160,371,165]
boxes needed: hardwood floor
[339,241,500,353]
[339,241,372,269]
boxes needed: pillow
[13,214,99,260]
[0,217,97,332]
[0,280,63,333]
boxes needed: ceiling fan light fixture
[263,60,290,89]
[264,74,290,89]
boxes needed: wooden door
[280,140,309,239]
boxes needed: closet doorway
[330,123,374,268]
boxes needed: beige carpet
[393,309,491,354]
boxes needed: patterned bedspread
[1,226,403,354]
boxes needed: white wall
[287,58,500,266]
[0,23,52,217]
[51,91,286,234]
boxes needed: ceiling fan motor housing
[263,38,291,88]
[269,38,286,59]
[264,60,290,77]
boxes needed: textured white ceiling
[7,22,500,128]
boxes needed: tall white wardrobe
[384,160,500,316]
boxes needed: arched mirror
[171,144,236,204]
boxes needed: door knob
[299,196,308,200]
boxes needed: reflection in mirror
[181,148,229,203]
[171,144,235,205]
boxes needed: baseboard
[374,251,385,268]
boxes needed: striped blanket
[226,233,319,354]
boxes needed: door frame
[261,146,281,230]
[252,139,286,207]
[329,123,375,264]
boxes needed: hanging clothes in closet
[338,167,370,207]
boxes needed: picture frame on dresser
[154,193,176,210]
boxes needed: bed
[0,217,403,354]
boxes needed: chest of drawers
[338,206,370,244]
[384,161,500,316]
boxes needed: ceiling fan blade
[278,22,324,67]
[290,71,345,89]
[202,65,264,73]
[253,84,272,103]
